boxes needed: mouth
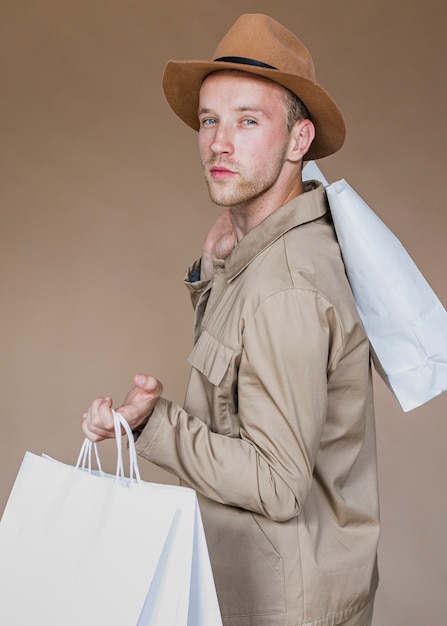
[209,165,236,180]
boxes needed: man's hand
[81,374,163,442]
[201,209,237,281]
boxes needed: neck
[230,176,304,240]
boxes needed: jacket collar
[222,181,328,281]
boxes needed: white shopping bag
[0,412,222,626]
[304,161,447,412]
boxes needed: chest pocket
[187,330,234,386]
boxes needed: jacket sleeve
[135,289,346,522]
[183,260,211,310]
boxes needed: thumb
[134,373,163,396]
[216,229,237,260]
[225,229,237,250]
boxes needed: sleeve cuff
[183,260,211,293]
[134,397,168,458]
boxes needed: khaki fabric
[136,182,379,626]
[338,599,374,626]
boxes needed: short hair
[282,87,310,132]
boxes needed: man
[82,14,379,626]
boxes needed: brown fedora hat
[162,14,346,160]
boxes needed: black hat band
[214,56,277,70]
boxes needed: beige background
[1,1,446,623]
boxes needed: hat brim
[162,60,346,160]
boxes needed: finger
[133,374,163,397]
[90,396,114,429]
[82,396,116,440]
[81,412,106,442]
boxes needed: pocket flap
[187,330,234,386]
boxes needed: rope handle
[76,410,141,484]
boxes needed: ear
[287,119,316,163]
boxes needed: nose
[210,122,234,156]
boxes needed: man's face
[198,71,291,209]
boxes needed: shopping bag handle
[113,410,141,484]
[76,411,141,484]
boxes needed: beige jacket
[136,182,380,626]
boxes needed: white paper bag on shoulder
[304,161,447,412]
[0,412,222,626]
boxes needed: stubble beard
[205,175,269,208]
[203,151,287,209]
